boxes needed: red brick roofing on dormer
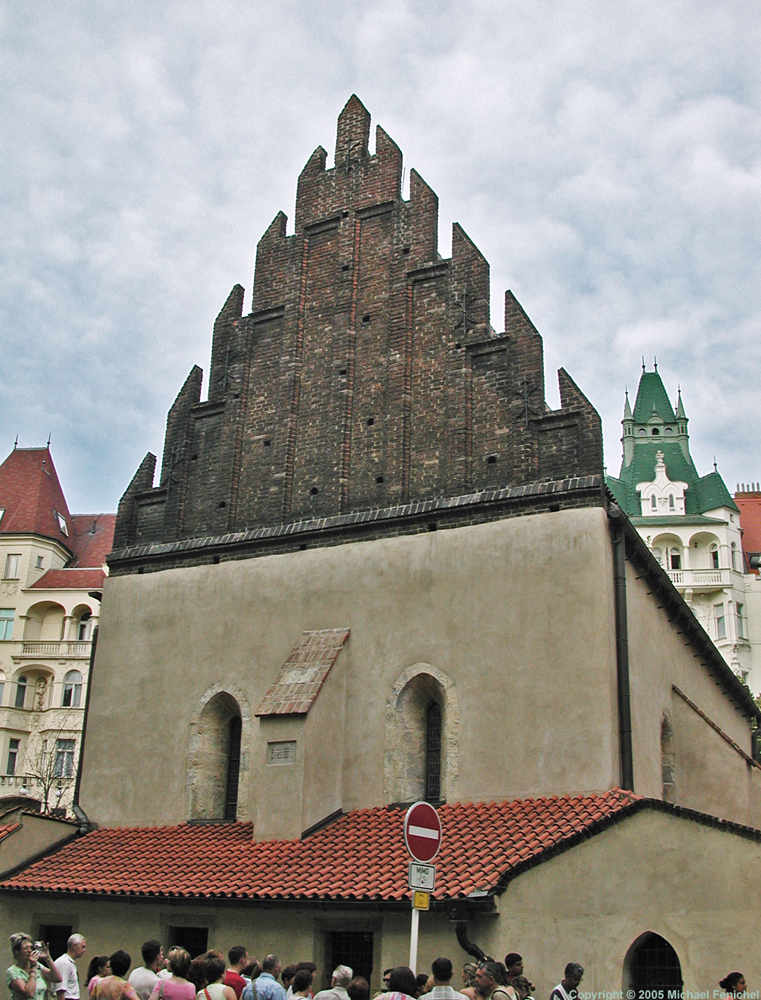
[0,448,73,549]
[736,492,761,573]
[0,790,642,900]
[256,628,350,716]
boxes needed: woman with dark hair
[94,952,140,1000]
[149,949,195,1000]
[386,968,417,1000]
[7,934,61,1000]
[197,955,235,1000]
[88,958,112,996]
[186,960,206,993]
[719,974,747,997]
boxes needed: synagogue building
[2,97,760,997]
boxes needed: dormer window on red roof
[55,511,68,536]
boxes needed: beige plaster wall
[473,807,761,999]
[625,562,761,825]
[0,812,75,877]
[81,507,621,830]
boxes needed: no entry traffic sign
[404,801,442,863]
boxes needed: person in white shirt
[128,943,164,1000]
[549,965,583,1000]
[418,959,470,1000]
[314,967,352,1000]
[56,935,87,1000]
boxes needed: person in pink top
[93,952,140,1000]
[149,949,195,1000]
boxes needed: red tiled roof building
[2,99,761,995]
[0,445,114,818]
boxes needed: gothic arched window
[189,692,243,821]
[425,702,442,802]
[224,715,242,821]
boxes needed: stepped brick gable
[113,96,602,562]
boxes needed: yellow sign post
[412,890,430,910]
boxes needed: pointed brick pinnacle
[335,94,371,166]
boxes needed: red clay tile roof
[0,449,115,568]
[70,515,116,567]
[736,493,761,573]
[29,569,106,591]
[0,790,640,900]
[0,823,20,844]
[256,628,350,716]
[0,448,73,548]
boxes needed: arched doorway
[624,933,683,999]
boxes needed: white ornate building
[607,367,755,689]
[0,446,114,816]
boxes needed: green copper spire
[632,370,676,424]
[606,367,738,518]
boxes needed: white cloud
[1,0,760,509]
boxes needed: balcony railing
[19,640,91,658]
[666,568,731,588]
[0,774,39,789]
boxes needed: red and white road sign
[404,801,442,863]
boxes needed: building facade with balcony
[607,366,755,689]
[735,484,761,698]
[0,446,115,816]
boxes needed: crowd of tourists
[4,934,750,1000]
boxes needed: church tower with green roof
[606,364,753,689]
[608,363,737,519]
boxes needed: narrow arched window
[224,715,242,821]
[424,702,442,802]
[731,543,738,571]
[15,676,27,709]
[660,716,675,803]
[77,612,92,641]
[669,548,681,570]
[709,544,719,569]
[63,670,83,708]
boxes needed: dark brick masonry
[112,96,604,569]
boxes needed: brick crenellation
[113,95,603,562]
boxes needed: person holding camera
[7,934,62,1000]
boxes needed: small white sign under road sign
[408,862,436,891]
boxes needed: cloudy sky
[2,1,760,512]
